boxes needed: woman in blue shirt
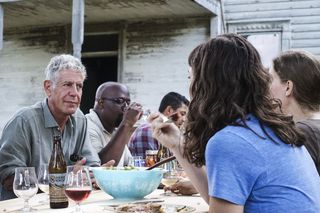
[151,34,320,213]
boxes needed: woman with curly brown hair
[151,34,320,213]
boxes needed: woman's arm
[150,113,209,203]
[210,197,244,213]
[173,154,209,203]
[164,179,198,195]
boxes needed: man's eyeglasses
[100,97,131,105]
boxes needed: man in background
[86,82,142,166]
[129,92,189,158]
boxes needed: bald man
[85,82,143,166]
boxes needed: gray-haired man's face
[45,69,84,117]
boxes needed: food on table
[116,203,191,213]
[117,203,162,213]
[103,166,137,170]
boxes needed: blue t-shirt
[206,115,320,213]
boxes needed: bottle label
[49,173,68,203]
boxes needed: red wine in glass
[65,188,91,202]
[64,165,92,213]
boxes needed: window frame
[227,19,291,51]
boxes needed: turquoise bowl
[91,167,164,200]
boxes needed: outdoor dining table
[0,189,209,212]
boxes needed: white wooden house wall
[224,0,320,55]
[0,26,68,134]
[122,18,209,111]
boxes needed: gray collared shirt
[0,99,100,200]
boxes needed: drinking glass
[145,150,158,167]
[13,167,39,212]
[128,156,145,167]
[161,160,179,196]
[64,165,92,213]
[134,109,151,127]
[37,164,49,203]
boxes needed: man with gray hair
[0,54,100,200]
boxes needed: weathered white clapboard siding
[122,17,210,111]
[224,0,320,55]
[0,26,67,134]
[225,1,320,12]
[225,0,317,4]
[293,31,320,39]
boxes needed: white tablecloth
[0,189,209,212]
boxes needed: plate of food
[105,202,196,213]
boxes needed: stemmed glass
[161,160,179,196]
[13,167,39,212]
[64,165,92,213]
[37,164,49,203]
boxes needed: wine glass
[161,160,179,196]
[37,164,49,203]
[64,165,92,213]
[13,167,39,212]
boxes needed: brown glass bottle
[157,144,170,162]
[49,135,68,209]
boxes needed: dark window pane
[82,34,118,52]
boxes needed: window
[243,33,281,68]
[82,34,118,53]
[228,19,291,68]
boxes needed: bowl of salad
[91,166,165,200]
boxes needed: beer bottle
[157,144,170,162]
[49,135,68,208]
